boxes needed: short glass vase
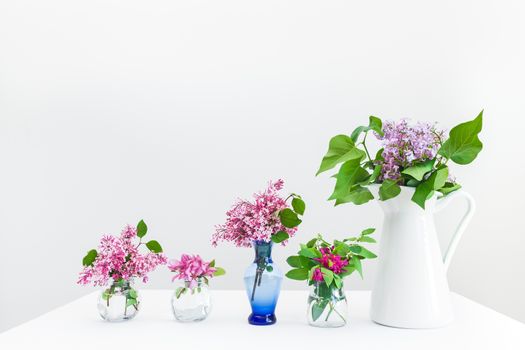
[307,282,348,327]
[97,279,140,322]
[171,278,212,322]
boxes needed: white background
[1,0,524,332]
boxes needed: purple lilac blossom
[375,119,445,182]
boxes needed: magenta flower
[212,179,298,247]
[77,224,167,287]
[314,247,349,274]
[312,268,324,282]
[168,254,217,288]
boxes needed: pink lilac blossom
[212,179,297,248]
[168,254,216,288]
[77,225,167,287]
[376,119,445,181]
[314,247,349,275]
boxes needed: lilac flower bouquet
[316,111,484,208]
[78,220,167,321]
[168,254,225,322]
[168,254,225,298]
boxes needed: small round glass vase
[97,279,140,322]
[171,279,212,322]
[307,282,348,328]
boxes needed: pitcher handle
[435,190,476,272]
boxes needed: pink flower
[312,268,324,282]
[168,254,216,288]
[212,179,297,247]
[77,224,167,287]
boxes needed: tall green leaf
[316,135,366,175]
[438,111,483,164]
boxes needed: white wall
[1,0,524,332]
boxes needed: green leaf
[271,230,290,243]
[329,159,370,200]
[361,228,375,235]
[333,242,351,256]
[316,135,366,175]
[335,185,374,206]
[406,178,420,187]
[213,267,226,276]
[209,259,215,267]
[102,290,112,301]
[333,274,342,289]
[176,287,186,299]
[126,298,138,307]
[299,246,322,259]
[339,265,356,277]
[358,236,376,243]
[369,164,382,183]
[266,265,273,272]
[438,182,462,195]
[286,256,302,268]
[306,237,318,248]
[411,166,449,209]
[349,245,377,259]
[352,256,363,278]
[350,116,384,142]
[321,268,334,286]
[401,159,435,181]
[82,249,98,267]
[279,208,302,228]
[128,289,138,299]
[378,179,401,201]
[285,268,309,280]
[137,219,148,238]
[312,299,329,321]
[145,240,163,253]
[291,197,306,215]
[438,111,483,164]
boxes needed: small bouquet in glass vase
[286,229,377,328]
[77,220,167,322]
[168,254,225,322]
[212,179,305,325]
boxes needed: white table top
[1,290,524,349]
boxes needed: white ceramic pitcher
[370,186,475,328]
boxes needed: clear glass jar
[97,279,140,322]
[243,240,283,325]
[171,278,212,322]
[307,282,348,327]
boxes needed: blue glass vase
[243,240,283,325]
